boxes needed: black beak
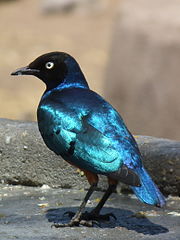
[11,66,40,76]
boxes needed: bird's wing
[74,106,142,186]
[73,110,142,173]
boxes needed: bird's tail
[131,166,166,207]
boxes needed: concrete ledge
[0,118,179,195]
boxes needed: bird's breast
[37,103,76,156]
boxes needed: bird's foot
[63,210,116,221]
[52,211,116,228]
[52,218,99,228]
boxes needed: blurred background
[0,0,180,140]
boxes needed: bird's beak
[11,66,40,76]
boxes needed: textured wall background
[105,0,180,140]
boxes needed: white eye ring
[45,62,54,69]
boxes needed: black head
[11,52,88,90]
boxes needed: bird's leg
[53,171,99,228]
[84,183,117,221]
[52,183,97,228]
[62,184,117,226]
[81,178,118,222]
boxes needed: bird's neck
[45,72,89,93]
[43,69,89,101]
[46,57,89,92]
[62,57,89,90]
[42,75,89,101]
[59,70,89,90]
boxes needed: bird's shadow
[46,207,168,235]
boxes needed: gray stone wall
[0,118,179,195]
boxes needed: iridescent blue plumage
[11,52,165,227]
[38,88,134,174]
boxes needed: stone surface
[0,118,179,195]
[105,0,180,140]
[0,185,180,240]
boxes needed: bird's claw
[51,221,78,228]
[79,219,100,227]
[52,211,116,228]
[51,219,99,228]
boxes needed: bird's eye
[45,62,54,70]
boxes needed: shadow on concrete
[46,207,168,235]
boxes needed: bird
[11,52,166,227]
